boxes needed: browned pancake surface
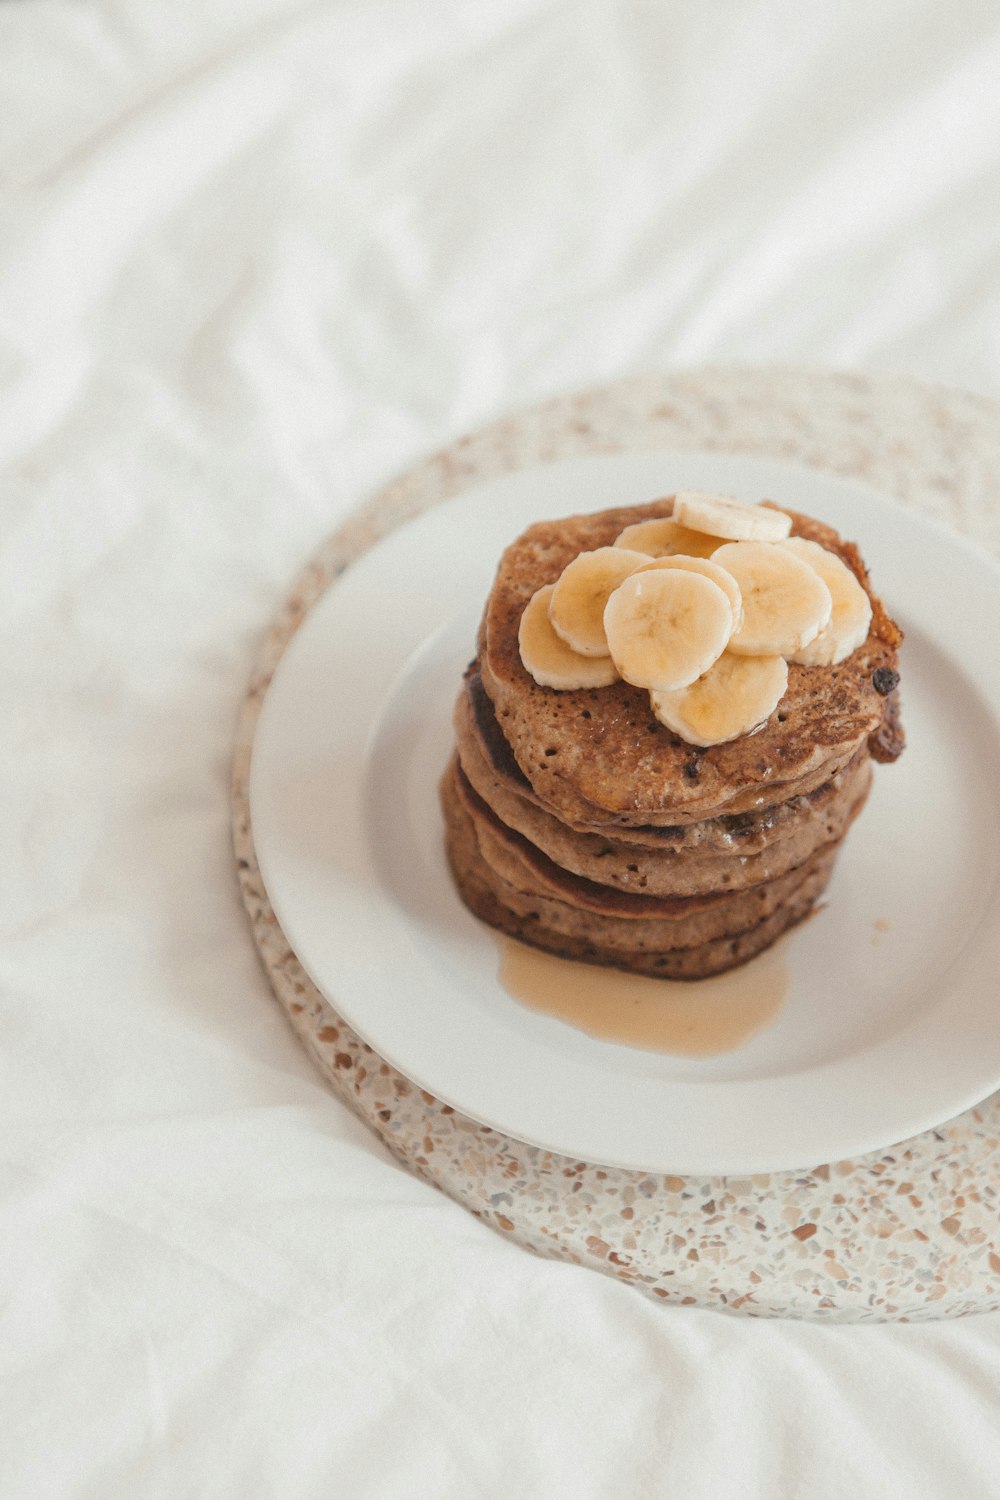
[448,759,845,950]
[442,764,836,979]
[455,672,872,895]
[480,499,903,826]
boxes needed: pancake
[455,670,873,896]
[446,759,855,951]
[442,493,903,981]
[442,764,838,979]
[479,499,902,828]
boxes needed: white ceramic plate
[249,452,1000,1175]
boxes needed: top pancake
[479,497,903,827]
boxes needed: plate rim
[248,447,1000,1174]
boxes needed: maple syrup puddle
[497,937,789,1057]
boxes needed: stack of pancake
[442,499,903,979]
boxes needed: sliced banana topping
[514,501,879,749]
[548,546,653,657]
[779,537,873,666]
[518,584,619,690]
[674,491,792,543]
[614,516,721,559]
[602,569,733,692]
[650,652,789,748]
[634,554,743,631]
[712,541,832,657]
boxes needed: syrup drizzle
[497,938,788,1056]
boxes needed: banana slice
[603,569,733,691]
[548,546,652,657]
[614,516,721,560]
[674,491,792,543]
[519,585,619,689]
[634,554,743,630]
[780,537,873,666]
[650,653,789,747]
[712,541,832,657]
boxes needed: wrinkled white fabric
[3,3,1000,1496]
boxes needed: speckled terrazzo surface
[232,368,1000,1321]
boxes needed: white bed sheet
[3,3,1000,1495]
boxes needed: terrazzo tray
[233,367,1000,1321]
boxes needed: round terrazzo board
[233,368,1000,1322]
